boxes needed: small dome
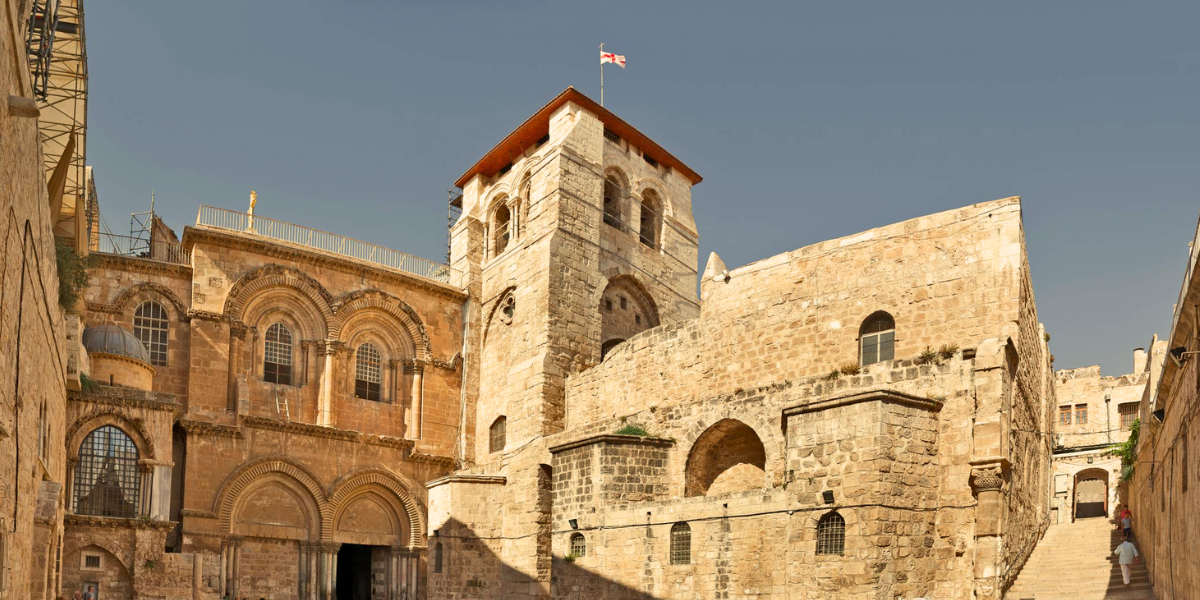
[82,325,150,364]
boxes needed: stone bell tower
[431,88,702,599]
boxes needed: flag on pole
[601,52,626,67]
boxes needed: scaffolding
[30,0,89,244]
[447,187,463,263]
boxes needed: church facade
[48,88,1058,600]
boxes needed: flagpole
[599,42,604,106]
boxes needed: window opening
[570,533,586,557]
[603,177,621,228]
[493,204,511,256]
[603,128,622,145]
[73,425,141,518]
[860,313,895,366]
[640,191,660,248]
[1059,405,1072,426]
[1075,404,1088,425]
[816,512,845,555]
[643,154,659,167]
[490,417,506,454]
[605,300,612,312]
[670,522,691,565]
[354,343,382,401]
[620,296,627,310]
[264,323,293,385]
[1118,403,1138,429]
[134,301,169,366]
[84,555,100,569]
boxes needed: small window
[264,323,293,385]
[354,343,382,401]
[603,177,621,228]
[569,533,586,557]
[643,154,659,168]
[670,522,691,565]
[134,301,169,366]
[605,300,613,312]
[603,128,622,145]
[493,204,511,256]
[433,542,443,573]
[859,312,895,366]
[601,339,625,361]
[640,190,661,248]
[1059,405,1072,426]
[1118,403,1138,429]
[490,417,506,454]
[620,296,627,310]
[816,512,845,555]
[1075,404,1088,425]
[83,554,101,569]
[635,315,641,325]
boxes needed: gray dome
[82,325,150,364]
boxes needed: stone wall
[1,1,71,599]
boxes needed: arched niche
[684,419,767,497]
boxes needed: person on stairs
[1112,538,1140,587]
[1119,506,1133,539]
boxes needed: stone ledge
[179,508,218,519]
[66,514,178,531]
[240,415,415,451]
[425,474,507,489]
[782,388,944,417]
[548,433,676,455]
[178,419,243,439]
[70,386,179,411]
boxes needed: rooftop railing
[94,232,190,265]
[195,205,460,286]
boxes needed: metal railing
[195,205,460,285]
[95,232,190,265]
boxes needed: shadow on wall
[431,518,658,600]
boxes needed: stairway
[1005,518,1155,600]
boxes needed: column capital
[970,466,1006,493]
[319,341,344,357]
[229,321,251,340]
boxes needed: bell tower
[438,87,702,599]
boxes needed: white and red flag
[601,51,626,67]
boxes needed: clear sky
[86,2,1200,377]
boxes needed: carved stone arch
[594,271,661,328]
[112,282,189,322]
[482,286,518,346]
[632,178,672,219]
[63,535,133,575]
[215,457,330,536]
[602,162,633,191]
[331,290,430,361]
[326,468,427,547]
[67,409,156,460]
[243,290,328,343]
[223,265,334,330]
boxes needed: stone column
[318,342,342,427]
[193,552,203,600]
[231,538,243,598]
[227,322,248,412]
[398,550,409,600]
[138,464,153,517]
[971,465,1008,600]
[219,541,228,598]
[408,361,425,439]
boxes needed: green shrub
[938,344,958,361]
[55,241,91,312]
[1107,418,1140,482]
[563,553,580,563]
[839,362,861,376]
[918,347,938,364]
[615,424,650,437]
[824,370,842,381]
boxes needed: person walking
[1119,507,1133,539]
[1113,538,1140,587]
[83,585,96,600]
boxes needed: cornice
[179,508,218,519]
[178,419,243,439]
[782,388,945,417]
[88,352,158,377]
[407,451,456,468]
[89,253,192,278]
[548,433,675,455]
[240,415,415,451]
[65,514,177,531]
[425,474,506,489]
[183,227,467,300]
[69,388,180,412]
[187,309,227,323]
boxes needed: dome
[82,325,151,364]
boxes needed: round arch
[215,457,330,537]
[333,290,430,360]
[684,418,767,497]
[110,282,189,322]
[223,265,334,331]
[66,409,156,460]
[1072,467,1110,521]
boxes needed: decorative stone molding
[548,433,676,455]
[86,281,191,322]
[66,408,158,460]
[223,264,335,323]
[330,289,432,360]
[88,253,193,278]
[407,451,456,469]
[65,514,177,531]
[430,354,461,372]
[782,388,945,417]
[69,388,181,412]
[319,340,344,357]
[187,309,227,323]
[178,419,243,439]
[214,456,331,534]
[229,321,251,340]
[970,466,1006,493]
[424,474,507,489]
[239,415,415,451]
[326,468,426,545]
[179,509,217,519]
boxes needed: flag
[601,52,626,68]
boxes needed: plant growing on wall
[56,241,92,312]
[615,424,650,437]
[1107,418,1140,482]
[918,347,938,365]
[938,344,958,361]
[838,362,861,376]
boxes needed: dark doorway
[1075,478,1107,519]
[336,544,373,600]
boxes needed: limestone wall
[1,1,71,599]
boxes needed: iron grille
[355,343,382,401]
[1118,403,1139,429]
[670,522,691,565]
[570,533,586,557]
[73,425,140,518]
[817,512,845,555]
[134,301,169,366]
[264,323,292,385]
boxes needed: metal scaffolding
[29,0,89,243]
[448,187,463,263]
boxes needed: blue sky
[87,2,1200,377]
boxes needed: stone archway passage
[1075,477,1107,519]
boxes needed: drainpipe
[1105,392,1112,443]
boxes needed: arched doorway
[1073,467,1109,520]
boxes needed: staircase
[1006,518,1155,600]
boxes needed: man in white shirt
[1112,539,1140,587]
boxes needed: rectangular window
[1119,403,1139,429]
[1059,406,1072,426]
[861,330,895,366]
[1075,404,1088,425]
[603,128,622,145]
[643,153,659,168]
[84,554,101,569]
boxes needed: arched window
[600,338,626,360]
[492,204,511,256]
[569,533,586,557]
[134,301,169,366]
[639,190,661,248]
[490,416,506,453]
[670,522,691,565]
[73,425,141,518]
[519,173,532,238]
[354,343,382,401]
[603,177,622,228]
[264,322,293,385]
[817,512,845,555]
[860,312,895,366]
